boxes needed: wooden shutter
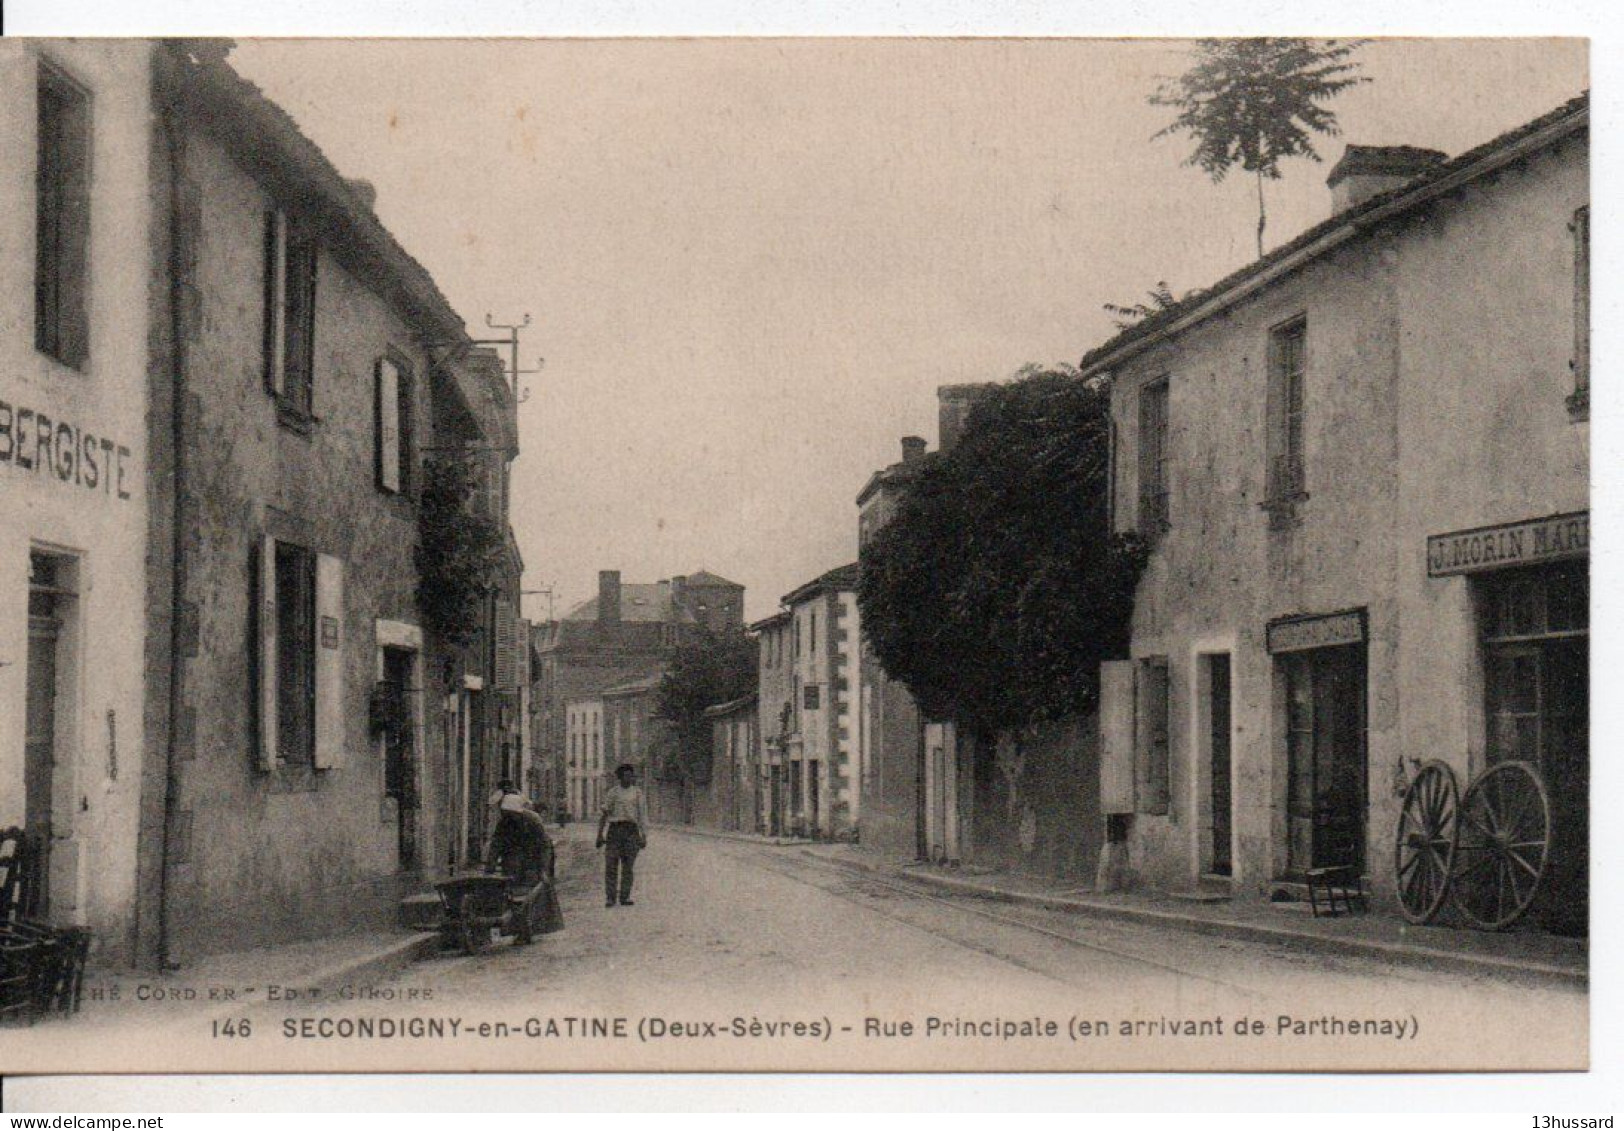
[255,535,278,771]
[1099,660,1136,813]
[376,357,401,492]
[313,553,345,769]
[1136,659,1171,815]
[263,210,286,396]
[494,596,517,691]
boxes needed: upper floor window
[1265,318,1308,512]
[263,210,318,422]
[375,355,414,494]
[1137,377,1170,537]
[36,62,91,370]
[1570,206,1589,420]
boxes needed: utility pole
[482,313,544,402]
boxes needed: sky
[230,38,1587,623]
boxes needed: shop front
[1428,512,1588,935]
[1267,609,1369,881]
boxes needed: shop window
[1137,377,1170,537]
[1135,657,1171,816]
[263,210,319,423]
[375,354,413,494]
[36,62,91,370]
[1481,563,1588,643]
[1264,318,1308,518]
[1569,206,1589,421]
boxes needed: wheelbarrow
[435,873,562,955]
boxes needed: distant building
[705,694,760,834]
[530,568,744,818]
[563,696,604,821]
[779,563,862,839]
[598,674,679,820]
[751,611,794,837]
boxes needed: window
[36,62,91,369]
[375,355,413,493]
[255,538,344,771]
[1135,658,1171,816]
[804,684,821,711]
[810,609,817,655]
[1137,377,1170,536]
[1570,206,1589,419]
[263,209,318,420]
[274,542,316,764]
[1265,319,1308,512]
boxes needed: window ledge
[276,400,318,436]
[1566,385,1589,423]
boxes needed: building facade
[751,611,793,837]
[779,563,861,840]
[564,696,604,821]
[137,43,511,961]
[530,568,743,818]
[1,41,156,964]
[1089,96,1588,931]
[705,693,760,834]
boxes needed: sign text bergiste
[1,398,134,500]
[1426,512,1587,577]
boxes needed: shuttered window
[494,595,518,691]
[1137,377,1170,537]
[1136,657,1171,816]
[263,210,318,418]
[1099,660,1137,813]
[36,62,91,370]
[254,537,345,770]
[1266,319,1307,504]
[375,355,412,493]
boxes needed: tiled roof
[782,562,861,606]
[684,570,743,589]
[564,584,697,624]
[1079,92,1588,374]
[602,673,665,698]
[703,693,758,718]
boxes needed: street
[327,824,1586,1072]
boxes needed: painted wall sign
[1426,511,1588,577]
[0,398,134,499]
[1266,609,1367,654]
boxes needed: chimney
[670,575,687,613]
[937,383,996,453]
[598,570,621,625]
[1326,145,1447,215]
[346,178,378,210]
[900,436,927,464]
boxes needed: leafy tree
[416,455,508,646]
[1150,38,1369,256]
[654,629,758,784]
[858,366,1148,736]
[1104,280,1181,330]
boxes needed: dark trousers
[605,822,641,903]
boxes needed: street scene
[0,37,1591,1074]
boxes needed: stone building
[530,568,743,817]
[136,42,513,961]
[0,41,155,964]
[563,695,604,821]
[598,674,678,820]
[751,611,793,837]
[1088,94,1588,931]
[778,563,862,839]
[855,437,929,856]
[704,693,759,834]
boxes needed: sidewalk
[798,840,1588,988]
[68,927,440,1030]
[654,821,814,848]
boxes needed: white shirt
[601,784,648,830]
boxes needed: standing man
[597,763,649,907]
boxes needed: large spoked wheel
[1450,760,1551,931]
[1394,760,1459,924]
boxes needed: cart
[435,873,562,955]
[1394,759,1552,930]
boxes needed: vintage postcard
[0,36,1588,1074]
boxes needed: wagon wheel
[1394,760,1459,924]
[456,895,488,956]
[1450,760,1551,931]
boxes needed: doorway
[1282,644,1368,876]
[25,550,76,918]
[1206,654,1233,877]
[381,647,417,872]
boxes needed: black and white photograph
[0,32,1594,1077]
